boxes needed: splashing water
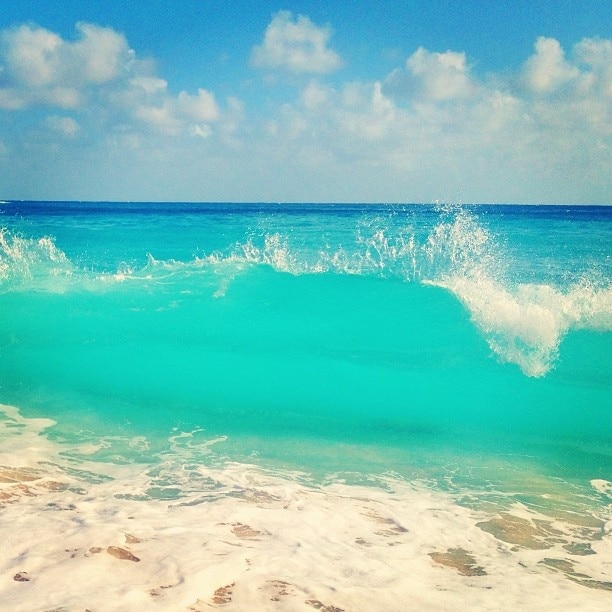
[2,206,610,376]
[0,228,74,290]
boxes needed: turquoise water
[1,202,610,505]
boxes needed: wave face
[0,203,610,466]
[2,203,610,376]
[0,202,611,608]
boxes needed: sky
[0,1,610,204]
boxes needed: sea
[0,201,610,610]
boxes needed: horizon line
[2,199,610,207]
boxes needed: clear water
[0,201,611,608]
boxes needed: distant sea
[1,201,610,610]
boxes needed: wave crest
[2,209,610,377]
[440,276,612,377]
[0,228,74,291]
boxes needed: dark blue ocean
[0,201,610,609]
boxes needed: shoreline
[1,404,611,611]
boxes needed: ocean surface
[0,201,610,610]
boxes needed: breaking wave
[1,207,610,377]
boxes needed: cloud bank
[0,16,609,203]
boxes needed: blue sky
[1,1,610,203]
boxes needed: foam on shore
[1,403,610,611]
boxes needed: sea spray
[2,205,610,377]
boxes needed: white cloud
[176,89,219,122]
[134,101,181,135]
[133,87,219,136]
[335,81,398,142]
[255,36,610,202]
[3,25,63,87]
[385,47,475,102]
[518,38,611,141]
[70,22,131,84]
[0,21,609,204]
[570,38,612,111]
[0,22,132,108]
[250,11,342,74]
[574,37,612,89]
[0,22,226,141]
[301,80,330,110]
[129,76,167,94]
[522,37,579,93]
[408,47,474,100]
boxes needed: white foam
[417,208,612,375]
[1,404,611,611]
[440,276,612,376]
[592,479,612,498]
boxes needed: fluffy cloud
[177,89,219,122]
[0,22,132,109]
[385,47,475,102]
[522,37,579,93]
[0,22,223,141]
[0,17,609,204]
[517,37,611,144]
[574,37,612,88]
[132,83,219,137]
[260,36,610,202]
[251,11,342,74]
[301,80,330,110]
